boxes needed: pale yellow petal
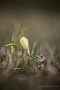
[20,37,29,50]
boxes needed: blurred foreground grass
[0,23,60,90]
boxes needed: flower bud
[20,37,29,50]
[11,46,15,53]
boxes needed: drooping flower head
[20,37,29,50]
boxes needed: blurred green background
[0,0,60,46]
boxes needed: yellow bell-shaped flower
[20,37,29,50]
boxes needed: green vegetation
[0,23,60,90]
